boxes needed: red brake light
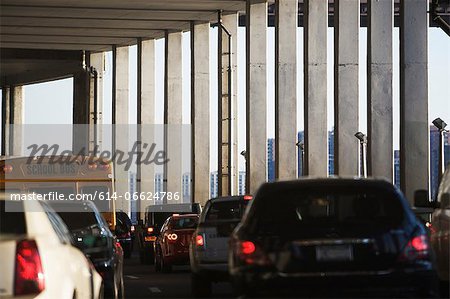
[243,195,253,201]
[116,241,122,249]
[195,235,204,246]
[147,227,154,233]
[14,240,45,296]
[399,234,430,262]
[241,241,256,255]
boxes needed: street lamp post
[240,150,247,194]
[296,141,304,177]
[354,132,367,178]
[432,117,448,184]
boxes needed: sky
[3,27,449,172]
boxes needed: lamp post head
[240,150,247,159]
[432,118,447,131]
[354,132,367,143]
[296,141,304,151]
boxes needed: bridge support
[246,0,267,194]
[113,45,130,214]
[164,32,183,199]
[90,52,104,152]
[1,87,10,156]
[275,0,297,180]
[304,0,328,176]
[367,0,393,182]
[191,22,210,206]
[400,0,429,203]
[334,0,360,176]
[222,14,239,195]
[139,39,156,219]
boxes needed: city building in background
[210,171,218,198]
[182,173,191,203]
[238,171,246,195]
[267,138,275,182]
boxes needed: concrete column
[73,70,90,155]
[304,0,328,176]
[10,86,24,156]
[275,0,297,180]
[222,14,239,195]
[246,0,267,194]
[164,32,183,198]
[90,52,104,151]
[400,0,429,203]
[113,46,130,214]
[1,87,10,156]
[334,0,360,176]
[140,39,156,219]
[367,0,393,182]
[191,23,210,206]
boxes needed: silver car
[189,195,252,297]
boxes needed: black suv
[229,178,439,298]
[49,201,124,299]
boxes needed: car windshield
[47,202,100,231]
[250,186,406,235]
[170,217,198,229]
[205,201,247,222]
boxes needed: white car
[0,193,103,299]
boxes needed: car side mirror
[414,190,431,208]
[440,193,450,209]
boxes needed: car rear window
[170,217,198,229]
[205,201,247,222]
[250,187,406,235]
[0,201,27,235]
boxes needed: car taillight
[131,225,135,233]
[243,195,253,201]
[236,240,271,266]
[147,227,154,234]
[195,235,204,247]
[14,240,45,296]
[167,233,178,242]
[399,234,430,262]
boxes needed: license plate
[316,245,353,262]
[145,236,156,242]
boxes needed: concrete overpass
[1,0,448,214]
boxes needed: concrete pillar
[1,87,10,156]
[304,0,328,176]
[246,0,267,194]
[72,70,90,155]
[90,52,104,152]
[164,32,183,198]
[10,86,24,156]
[140,39,156,219]
[113,46,130,214]
[275,0,297,180]
[191,22,210,206]
[334,0,360,176]
[400,0,429,203]
[222,14,239,195]
[367,0,393,182]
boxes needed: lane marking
[148,287,162,293]
[125,275,139,279]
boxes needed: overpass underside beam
[400,0,429,203]
[246,0,267,195]
[304,0,328,177]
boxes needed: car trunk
[199,220,240,263]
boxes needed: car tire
[191,273,212,297]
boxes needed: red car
[154,214,199,272]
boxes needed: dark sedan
[229,178,439,298]
[154,214,199,272]
[49,201,124,299]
